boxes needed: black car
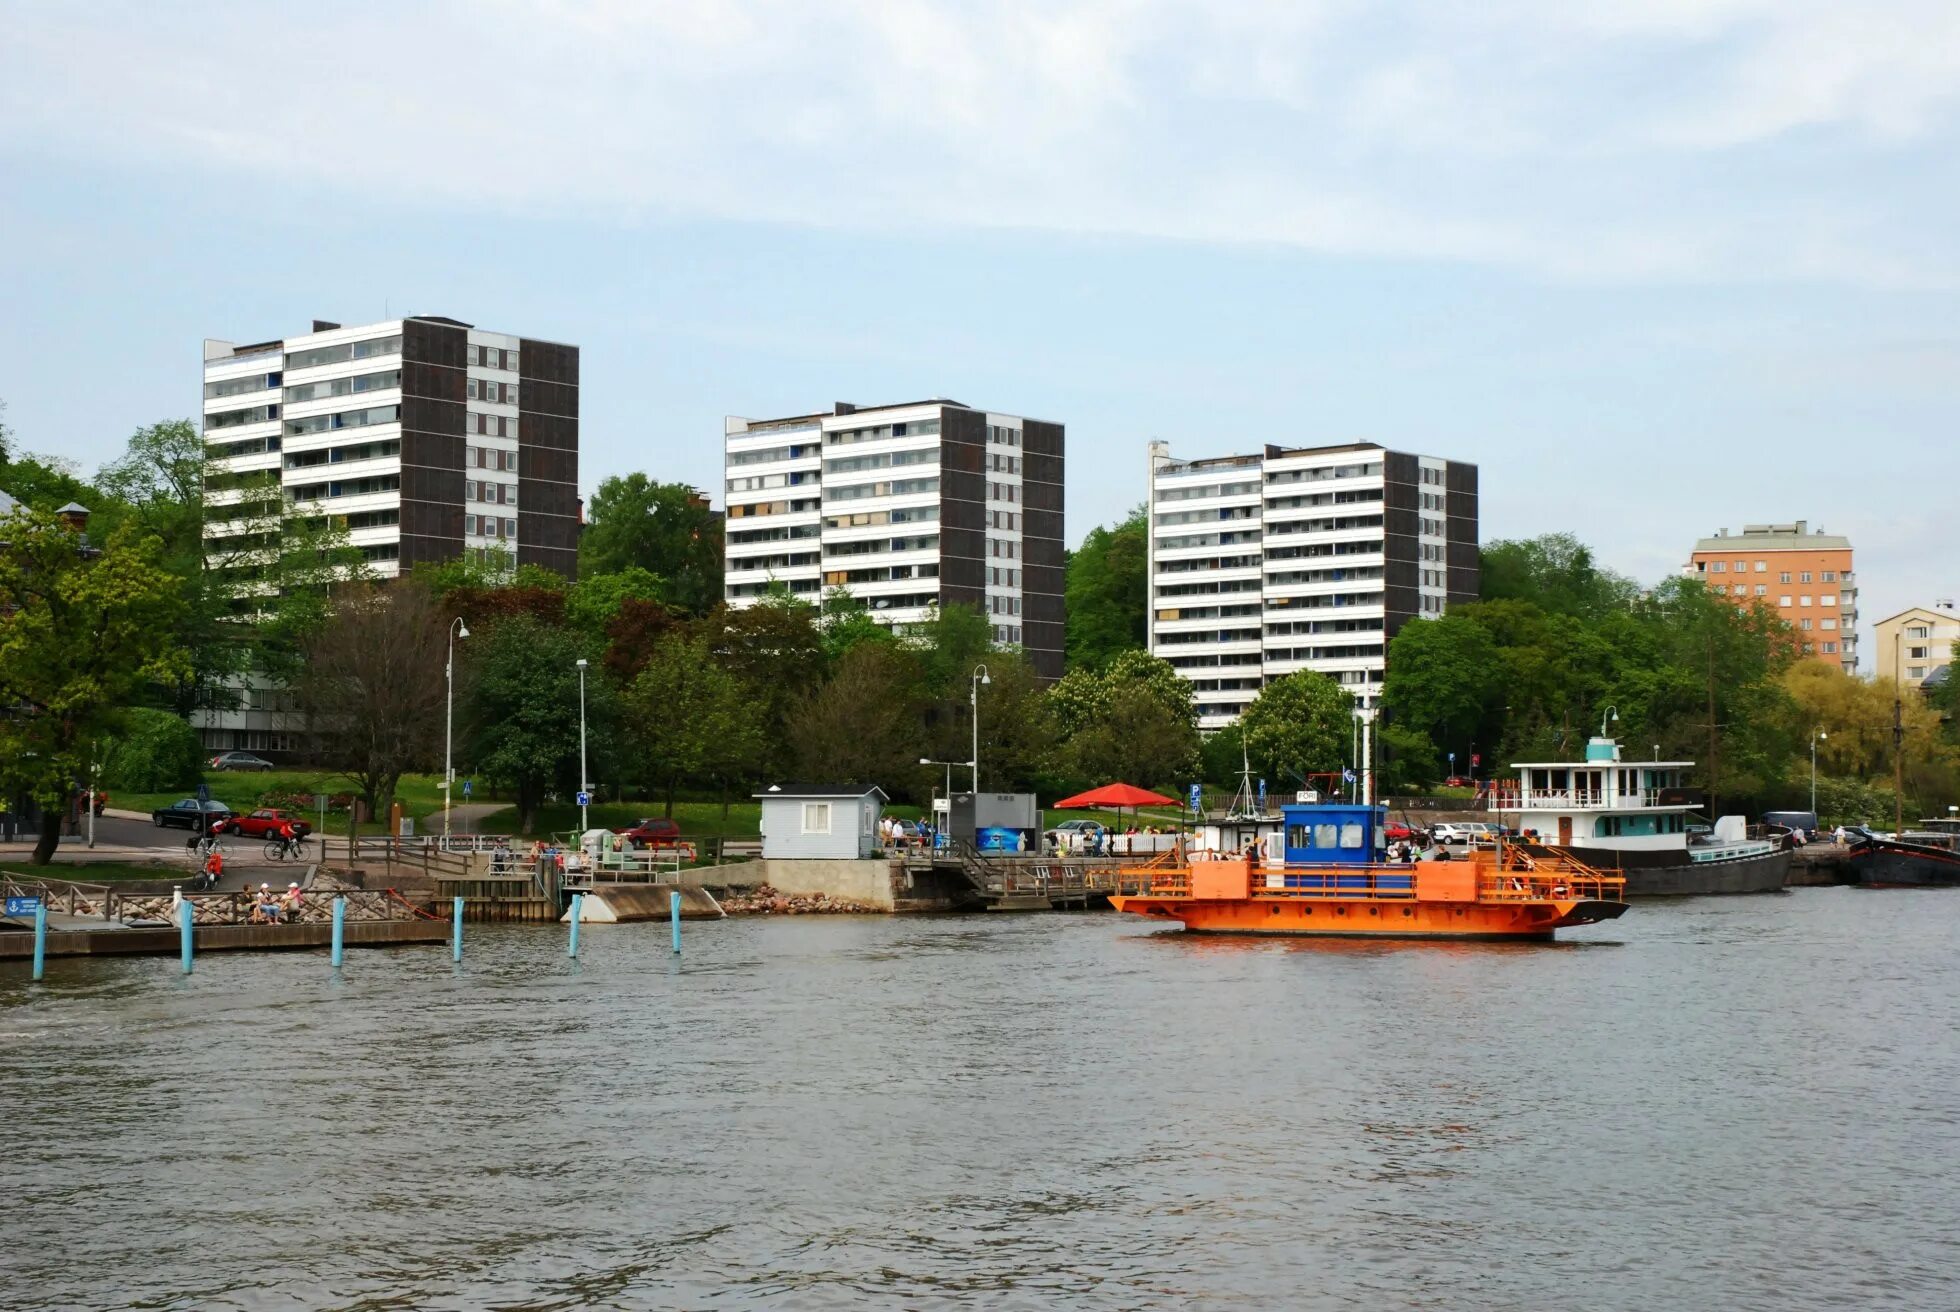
[152,799,234,829]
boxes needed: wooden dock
[0,919,450,960]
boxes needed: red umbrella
[1053,783,1180,809]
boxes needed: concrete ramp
[563,883,724,923]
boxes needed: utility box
[949,792,1039,852]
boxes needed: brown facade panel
[518,412,577,451]
[400,498,462,541]
[518,541,579,576]
[1021,478,1063,513]
[1023,591,1063,624]
[1447,564,1480,602]
[1445,461,1478,496]
[1021,419,1064,460]
[518,339,580,387]
[1384,557,1419,590]
[939,579,985,612]
[940,406,986,451]
[401,395,465,439]
[523,379,580,419]
[1022,622,1064,681]
[519,479,580,519]
[403,319,467,370]
[403,360,464,404]
[400,431,465,475]
[521,447,577,485]
[1022,562,1065,598]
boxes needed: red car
[229,808,313,840]
[615,817,683,848]
[1385,820,1421,843]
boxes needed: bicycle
[263,837,306,862]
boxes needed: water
[4,889,1958,1310]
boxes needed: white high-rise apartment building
[723,399,1066,679]
[1147,440,1479,730]
[194,315,580,759]
[201,315,580,583]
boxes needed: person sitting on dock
[282,882,303,921]
[250,885,280,924]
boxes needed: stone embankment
[719,884,883,915]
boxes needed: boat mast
[1706,632,1719,818]
[1895,633,1905,839]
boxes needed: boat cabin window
[1340,823,1364,849]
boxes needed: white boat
[1488,737,1788,895]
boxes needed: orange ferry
[1111,800,1627,941]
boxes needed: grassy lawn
[3,861,186,882]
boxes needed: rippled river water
[5,888,1959,1310]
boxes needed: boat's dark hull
[1850,842,1960,889]
[1540,843,1790,896]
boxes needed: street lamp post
[969,664,991,794]
[444,618,470,847]
[1599,705,1620,738]
[1811,728,1828,817]
[919,757,971,803]
[576,658,590,835]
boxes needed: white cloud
[2,0,1957,285]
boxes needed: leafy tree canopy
[1064,505,1147,672]
[1240,670,1354,791]
[580,474,723,615]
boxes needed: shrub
[101,709,205,792]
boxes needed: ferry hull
[1544,844,1789,896]
[1111,894,1626,940]
[1850,843,1960,889]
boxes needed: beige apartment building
[1872,602,1957,688]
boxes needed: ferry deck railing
[1121,846,1624,904]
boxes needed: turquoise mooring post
[32,902,47,981]
[179,899,193,975]
[331,895,346,968]
[568,892,583,957]
[452,896,463,962]
[670,889,681,954]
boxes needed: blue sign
[195,783,210,803]
[575,791,591,807]
[1188,782,1202,812]
[6,896,41,916]
[462,778,473,800]
[1257,778,1267,809]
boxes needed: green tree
[1382,613,1503,757]
[1240,670,1354,790]
[101,708,205,792]
[0,512,190,862]
[566,566,666,642]
[1064,506,1147,671]
[1481,533,1639,618]
[294,582,449,822]
[625,634,764,815]
[1049,649,1199,787]
[786,642,929,792]
[818,587,896,662]
[580,475,723,614]
[461,616,612,833]
[696,598,826,777]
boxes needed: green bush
[101,709,205,792]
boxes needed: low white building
[755,784,889,860]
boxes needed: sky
[1,0,1955,659]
